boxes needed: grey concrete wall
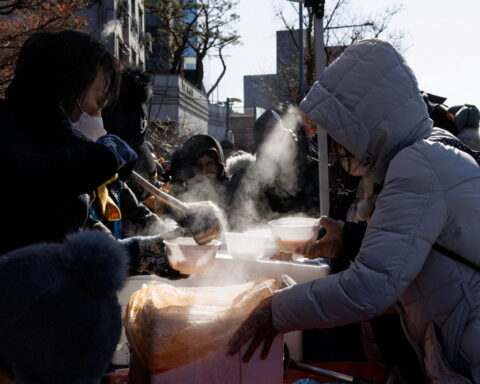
[148,74,208,135]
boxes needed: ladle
[130,171,222,245]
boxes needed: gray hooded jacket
[272,39,480,383]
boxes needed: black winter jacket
[0,99,118,255]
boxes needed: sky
[204,0,480,112]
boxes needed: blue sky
[204,0,480,111]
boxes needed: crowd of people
[0,30,479,384]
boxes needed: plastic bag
[123,276,281,373]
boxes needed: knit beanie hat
[0,230,129,384]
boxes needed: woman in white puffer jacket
[229,39,480,383]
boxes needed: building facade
[145,0,209,139]
[148,74,208,135]
[80,0,146,69]
[208,103,227,142]
[243,30,305,110]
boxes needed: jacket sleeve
[0,122,118,197]
[272,145,448,332]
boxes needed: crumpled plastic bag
[123,276,281,373]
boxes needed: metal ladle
[131,171,222,245]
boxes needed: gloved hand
[120,226,189,280]
[97,134,138,180]
[305,216,344,259]
[228,296,278,363]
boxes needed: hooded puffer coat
[272,39,480,383]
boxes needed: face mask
[336,145,372,176]
[71,102,106,141]
[340,156,372,176]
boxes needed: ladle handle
[290,360,382,384]
[130,171,191,214]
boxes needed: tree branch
[206,47,226,98]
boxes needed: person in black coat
[0,30,185,274]
[98,66,178,239]
[0,31,187,383]
[169,134,230,208]
[0,30,124,254]
[226,104,319,231]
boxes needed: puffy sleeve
[272,145,448,332]
[0,122,118,197]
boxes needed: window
[130,0,135,16]
[138,5,143,34]
[119,42,130,63]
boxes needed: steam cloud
[101,20,119,43]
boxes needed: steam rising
[165,105,307,238]
[227,106,307,231]
[127,106,311,287]
[101,20,119,43]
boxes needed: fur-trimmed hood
[226,152,256,178]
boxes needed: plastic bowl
[224,232,269,261]
[268,217,321,254]
[163,237,222,275]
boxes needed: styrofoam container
[224,232,269,261]
[129,334,284,384]
[268,217,321,253]
[113,256,330,365]
[164,237,221,275]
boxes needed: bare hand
[228,296,278,363]
[305,216,344,259]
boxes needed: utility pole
[311,0,329,216]
[290,0,329,216]
[225,97,231,139]
[223,97,241,142]
[299,2,304,96]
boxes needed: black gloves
[120,226,189,280]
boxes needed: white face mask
[340,156,372,176]
[337,145,372,177]
[71,102,106,141]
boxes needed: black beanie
[0,230,129,384]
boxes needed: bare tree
[0,0,89,96]
[147,120,199,159]
[145,0,240,94]
[258,0,405,104]
[0,0,44,15]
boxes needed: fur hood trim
[226,152,256,178]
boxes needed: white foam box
[112,253,330,365]
[128,335,284,384]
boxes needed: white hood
[300,39,433,199]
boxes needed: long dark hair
[6,30,120,118]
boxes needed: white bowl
[224,232,269,261]
[164,237,222,275]
[268,217,321,254]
